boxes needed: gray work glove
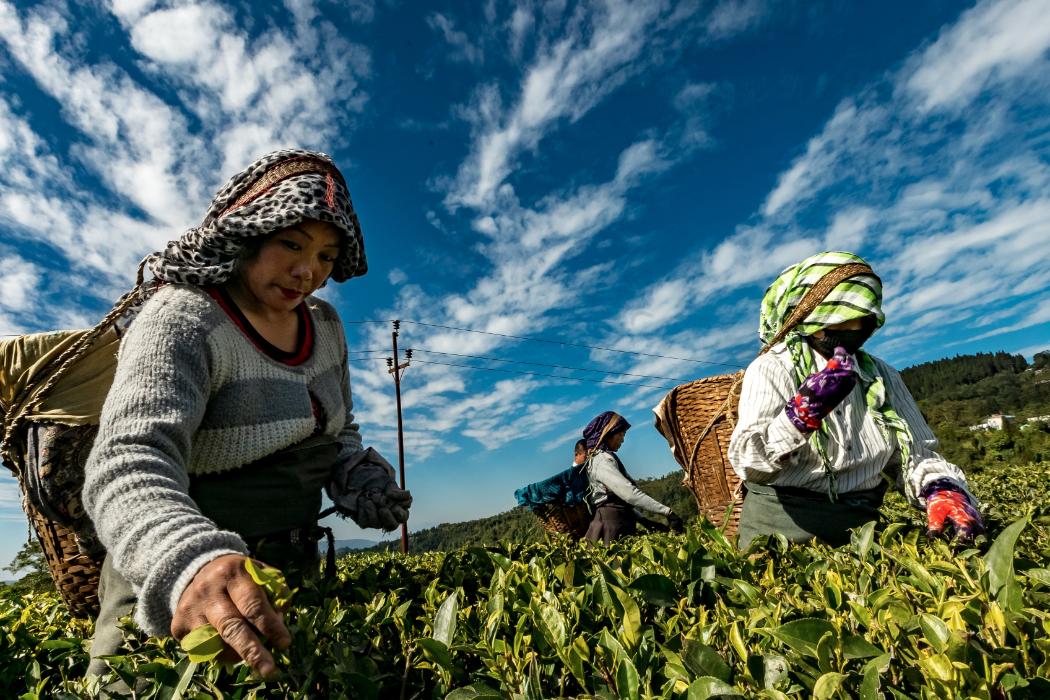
[326,447,413,532]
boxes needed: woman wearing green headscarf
[728,251,983,548]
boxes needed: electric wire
[398,319,745,369]
[410,357,675,390]
[410,347,692,383]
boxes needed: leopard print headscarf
[142,149,366,289]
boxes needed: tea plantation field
[3,461,1050,699]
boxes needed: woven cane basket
[660,372,746,534]
[534,502,591,539]
[23,477,102,618]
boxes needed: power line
[400,320,745,369]
[410,347,692,383]
[411,358,675,390]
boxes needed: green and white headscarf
[758,251,911,497]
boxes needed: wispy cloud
[0,0,371,323]
[902,0,1050,113]
[616,0,1050,369]
[428,12,484,65]
[339,2,766,458]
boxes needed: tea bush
[3,462,1049,699]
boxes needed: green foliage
[2,538,55,597]
[3,460,1050,699]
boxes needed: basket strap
[682,262,875,484]
[758,262,874,356]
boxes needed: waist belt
[747,480,887,507]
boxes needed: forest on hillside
[900,349,1050,471]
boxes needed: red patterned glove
[784,346,857,433]
[922,479,984,542]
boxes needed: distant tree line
[901,349,1050,471]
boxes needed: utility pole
[386,320,411,554]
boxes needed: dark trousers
[736,480,887,549]
[585,503,637,544]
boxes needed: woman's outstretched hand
[784,346,857,433]
[922,479,985,544]
[171,554,291,679]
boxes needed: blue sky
[2,0,1049,567]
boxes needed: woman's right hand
[171,554,291,678]
[784,346,857,432]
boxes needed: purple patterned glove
[784,346,857,433]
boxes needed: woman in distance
[583,411,684,544]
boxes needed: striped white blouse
[728,343,972,506]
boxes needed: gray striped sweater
[83,284,364,635]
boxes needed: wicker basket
[655,371,746,534]
[24,485,102,618]
[534,502,591,539]
[12,422,105,618]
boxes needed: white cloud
[704,0,768,41]
[617,0,1050,370]
[904,0,1050,113]
[427,12,484,64]
[968,297,1050,341]
[446,0,670,209]
[0,256,41,313]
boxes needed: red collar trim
[206,286,314,366]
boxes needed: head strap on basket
[758,262,874,356]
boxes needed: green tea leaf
[918,613,950,653]
[180,624,225,663]
[615,655,641,700]
[816,631,836,674]
[611,585,642,650]
[687,676,743,699]
[629,573,678,607]
[417,638,453,671]
[243,559,293,610]
[169,657,198,700]
[746,654,789,690]
[841,635,884,660]
[771,618,836,658]
[446,684,504,700]
[859,654,891,700]
[682,640,732,682]
[851,520,876,560]
[433,590,459,646]
[813,672,847,699]
[986,517,1027,611]
[535,603,566,648]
